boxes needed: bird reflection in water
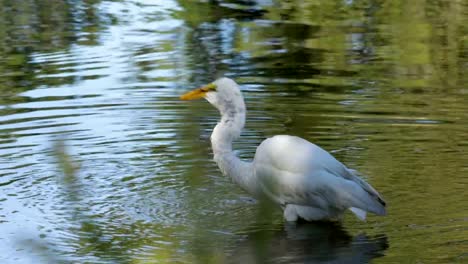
[229,221,388,263]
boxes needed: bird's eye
[206,83,217,91]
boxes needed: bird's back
[254,135,348,177]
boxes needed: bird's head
[180,77,244,114]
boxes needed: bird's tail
[343,169,387,218]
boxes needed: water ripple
[0,0,467,263]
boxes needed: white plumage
[181,77,386,222]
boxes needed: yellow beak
[180,88,207,100]
[180,83,216,100]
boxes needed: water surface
[0,0,467,263]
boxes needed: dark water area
[0,0,467,263]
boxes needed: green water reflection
[0,0,467,263]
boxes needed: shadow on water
[231,221,388,263]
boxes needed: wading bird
[180,78,386,221]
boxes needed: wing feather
[253,135,386,217]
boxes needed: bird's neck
[211,104,257,195]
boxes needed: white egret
[180,78,386,221]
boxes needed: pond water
[0,0,467,263]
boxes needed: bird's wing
[253,135,386,215]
